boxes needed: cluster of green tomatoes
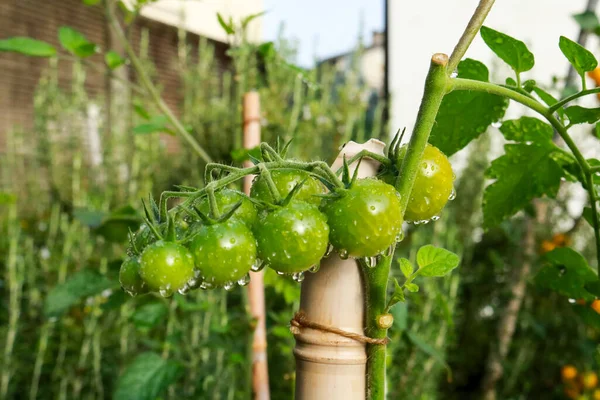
[119,141,454,297]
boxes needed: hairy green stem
[447,0,497,73]
[258,164,282,203]
[362,252,394,400]
[450,77,600,267]
[548,87,600,113]
[395,54,449,214]
[206,184,221,219]
[105,2,213,163]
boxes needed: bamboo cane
[293,139,387,400]
[243,92,270,400]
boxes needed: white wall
[140,0,264,43]
[389,0,598,141]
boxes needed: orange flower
[562,365,578,381]
[583,371,599,389]
[540,240,556,254]
[588,67,600,87]
[592,300,600,315]
[552,233,570,247]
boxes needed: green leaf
[405,283,419,293]
[483,143,563,227]
[0,37,56,57]
[133,115,170,135]
[387,278,405,309]
[217,13,235,35]
[58,26,98,57]
[583,207,598,228]
[398,258,414,278]
[406,331,452,380]
[534,247,597,300]
[480,26,535,73]
[0,192,17,204]
[257,41,276,58]
[573,305,600,329]
[94,205,142,243]
[83,0,101,5]
[131,301,168,329]
[429,58,508,155]
[532,86,559,107]
[499,117,553,144]
[559,36,598,79]
[105,51,126,69]
[416,245,460,277]
[573,11,600,31]
[595,124,600,139]
[44,270,114,318]
[565,105,600,125]
[114,352,182,400]
[585,280,600,297]
[241,11,266,29]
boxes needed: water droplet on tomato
[223,281,235,291]
[339,249,349,259]
[292,272,305,282]
[448,188,456,200]
[251,260,265,272]
[309,264,320,273]
[237,273,251,286]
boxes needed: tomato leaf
[573,11,600,31]
[0,37,56,57]
[405,283,419,293]
[480,26,534,74]
[398,257,414,278]
[416,245,460,277]
[105,51,126,69]
[387,278,406,310]
[44,270,114,318]
[534,247,597,300]
[565,105,600,125]
[429,58,508,155]
[499,117,553,144]
[559,36,598,80]
[114,352,182,400]
[483,143,563,228]
[58,26,98,57]
[131,301,168,329]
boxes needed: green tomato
[119,257,148,296]
[250,170,324,205]
[254,201,329,274]
[189,219,256,287]
[397,144,454,222]
[139,240,195,295]
[322,178,402,258]
[195,189,257,227]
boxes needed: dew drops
[413,220,422,226]
[237,273,251,286]
[448,188,456,201]
[396,231,405,242]
[159,287,173,297]
[251,260,265,272]
[385,244,395,257]
[309,264,320,273]
[223,281,236,291]
[200,281,215,290]
[292,272,305,282]
[363,256,378,268]
[276,271,286,276]
[431,215,441,221]
[325,244,334,256]
[339,249,349,259]
[450,71,458,78]
[178,284,190,295]
[491,121,501,128]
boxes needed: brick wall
[0,0,229,149]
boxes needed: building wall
[389,0,597,141]
[0,0,229,148]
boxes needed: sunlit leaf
[559,36,598,81]
[0,37,56,57]
[58,26,98,57]
[416,245,460,277]
[565,105,600,125]
[480,26,534,73]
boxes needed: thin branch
[548,87,600,113]
[447,0,497,74]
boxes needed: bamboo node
[290,311,390,345]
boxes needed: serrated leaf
[480,26,534,73]
[58,27,98,57]
[131,301,168,329]
[559,36,598,79]
[44,270,114,318]
[534,247,597,300]
[499,117,553,144]
[483,143,562,227]
[398,257,414,278]
[387,278,405,309]
[0,37,57,57]
[217,13,234,35]
[405,283,419,292]
[416,245,460,277]
[114,352,182,400]
[573,11,600,31]
[430,58,508,155]
[565,106,600,125]
[105,51,126,69]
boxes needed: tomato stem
[395,54,449,216]
[206,184,222,220]
[258,164,283,204]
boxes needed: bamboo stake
[293,139,387,400]
[243,92,270,400]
